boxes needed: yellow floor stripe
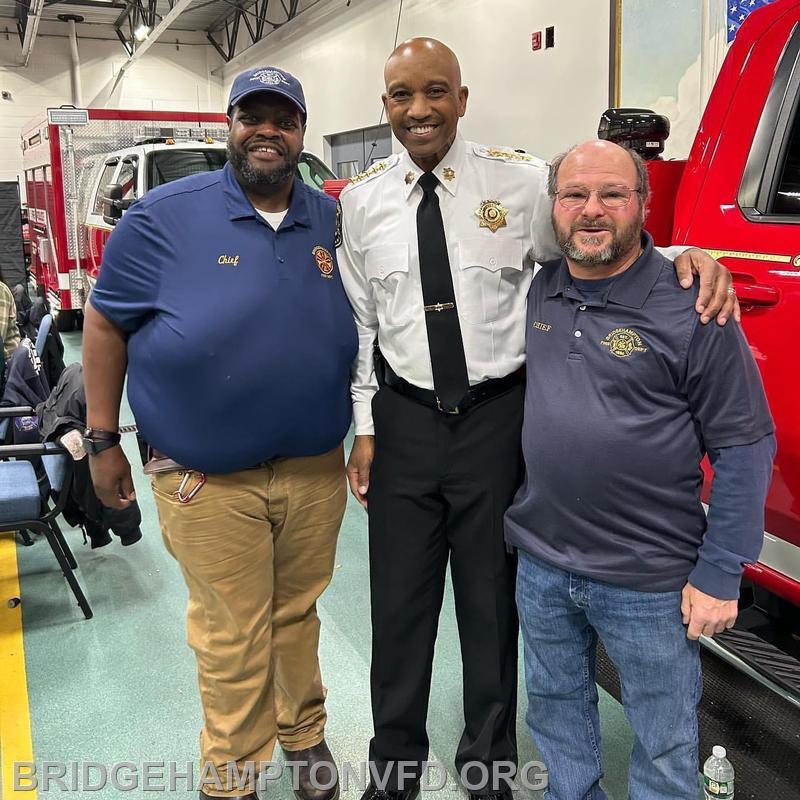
[0,532,38,799]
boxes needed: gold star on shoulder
[405,171,415,185]
[475,200,508,233]
[442,167,455,181]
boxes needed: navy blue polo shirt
[504,233,774,592]
[91,163,357,473]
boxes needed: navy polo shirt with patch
[91,163,357,473]
[504,233,774,592]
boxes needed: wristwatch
[83,427,121,456]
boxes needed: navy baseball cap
[227,66,307,119]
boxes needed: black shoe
[199,792,258,800]
[360,781,421,800]
[283,739,340,800]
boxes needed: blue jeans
[516,550,702,800]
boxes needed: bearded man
[506,140,775,800]
[337,38,738,800]
[83,67,356,800]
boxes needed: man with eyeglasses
[505,140,775,800]
[338,38,741,800]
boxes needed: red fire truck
[21,109,231,331]
[604,0,800,704]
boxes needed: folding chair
[0,405,92,620]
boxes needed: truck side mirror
[598,108,670,160]
[102,184,132,225]
[103,184,123,225]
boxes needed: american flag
[728,0,777,42]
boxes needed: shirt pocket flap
[365,244,410,281]
[458,238,524,272]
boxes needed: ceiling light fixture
[133,23,151,42]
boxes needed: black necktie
[416,172,469,410]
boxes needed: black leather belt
[148,449,271,473]
[383,365,524,415]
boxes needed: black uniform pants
[367,383,524,793]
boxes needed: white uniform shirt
[337,134,561,435]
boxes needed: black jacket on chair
[38,363,142,548]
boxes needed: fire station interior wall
[0,20,225,196]
[220,0,611,166]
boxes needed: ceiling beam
[207,0,250,36]
[209,0,333,73]
[43,0,127,7]
[115,23,132,54]
[19,0,44,66]
[206,0,305,63]
[113,0,193,77]
[113,0,132,27]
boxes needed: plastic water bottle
[703,745,734,799]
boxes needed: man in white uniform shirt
[336,38,737,800]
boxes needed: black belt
[383,364,524,415]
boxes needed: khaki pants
[151,445,346,797]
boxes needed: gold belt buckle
[436,397,460,415]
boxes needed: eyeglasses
[555,185,641,210]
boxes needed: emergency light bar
[47,107,90,126]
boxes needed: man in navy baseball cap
[227,66,307,120]
[225,65,310,201]
[90,60,345,800]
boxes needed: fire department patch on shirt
[334,200,343,249]
[313,246,334,278]
[600,328,648,358]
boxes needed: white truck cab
[92,137,335,228]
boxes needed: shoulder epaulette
[346,154,401,187]
[473,144,538,164]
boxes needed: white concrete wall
[220,0,611,164]
[0,0,612,192]
[0,20,225,192]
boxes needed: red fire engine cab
[602,0,800,703]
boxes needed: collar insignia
[405,171,415,185]
[442,167,455,181]
[475,200,508,233]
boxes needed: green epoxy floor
[13,331,635,799]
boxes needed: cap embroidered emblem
[475,200,508,233]
[251,68,290,86]
[313,246,334,278]
[600,328,648,358]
